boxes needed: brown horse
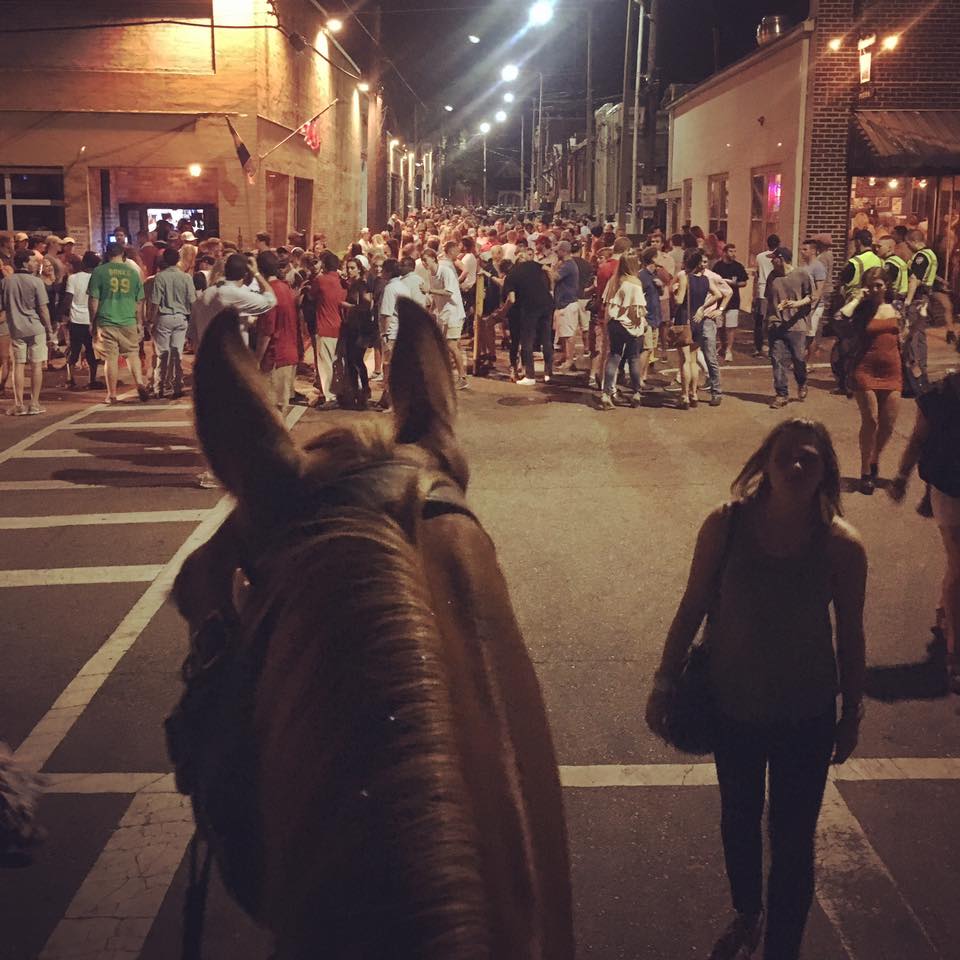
[170,302,574,959]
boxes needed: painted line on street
[0,480,107,491]
[12,445,199,459]
[44,772,173,794]
[558,756,960,788]
[57,420,193,430]
[86,402,191,411]
[0,406,101,466]
[0,566,164,588]
[815,782,942,960]
[0,509,213,530]
[13,405,305,774]
[15,448,96,459]
[38,789,195,960]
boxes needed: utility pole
[482,134,487,208]
[520,112,525,209]
[585,6,594,218]
[630,0,646,233]
[536,72,544,208]
[646,0,661,229]
[616,0,635,233]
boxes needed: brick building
[666,0,960,298]
[0,0,397,252]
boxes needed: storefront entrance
[118,203,220,241]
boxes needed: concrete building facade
[0,0,380,251]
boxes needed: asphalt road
[1,333,958,960]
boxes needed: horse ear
[193,308,302,508]
[390,297,469,489]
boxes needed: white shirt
[501,243,517,261]
[756,250,776,298]
[379,275,406,320]
[400,271,428,307]
[191,280,277,343]
[432,260,465,325]
[65,270,92,324]
[458,252,478,291]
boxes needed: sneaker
[457,377,468,390]
[769,396,789,409]
[798,385,808,401]
[369,371,384,382]
[678,396,690,410]
[709,394,722,407]
[26,405,46,415]
[596,392,614,410]
[709,911,764,960]
[137,385,150,403]
[5,404,27,417]
[859,474,875,495]
[517,377,536,386]
[724,350,734,362]
[196,471,221,490]
[630,391,643,408]
[543,374,552,384]
[663,381,682,393]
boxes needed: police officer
[903,230,937,391]
[838,229,883,299]
[877,234,908,312]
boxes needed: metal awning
[850,110,960,174]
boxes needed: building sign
[858,34,876,84]
[640,184,658,208]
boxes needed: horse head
[171,300,573,959]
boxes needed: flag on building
[225,116,258,183]
[300,118,322,152]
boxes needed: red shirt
[594,257,619,316]
[258,279,299,370]
[310,270,345,338]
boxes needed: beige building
[0,0,378,251]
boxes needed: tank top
[707,502,839,723]
[677,273,709,326]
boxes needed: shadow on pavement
[72,430,195,447]
[50,468,202,489]
[722,389,780,405]
[865,633,949,702]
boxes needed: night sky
[348,0,812,142]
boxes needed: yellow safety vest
[843,250,883,296]
[912,247,939,290]
[883,255,909,296]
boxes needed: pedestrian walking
[61,251,101,390]
[890,370,960,694]
[713,243,748,362]
[254,251,300,410]
[767,248,812,410]
[752,235,780,357]
[671,250,722,409]
[502,246,554,385]
[837,268,903,494]
[595,253,647,410]
[149,247,196,398]
[646,417,867,960]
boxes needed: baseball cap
[45,235,63,245]
[180,231,197,242]
[61,236,77,245]
[773,246,792,262]
[14,231,28,242]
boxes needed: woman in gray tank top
[646,418,867,960]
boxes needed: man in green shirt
[88,242,149,403]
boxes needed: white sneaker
[517,377,536,386]
[724,350,733,362]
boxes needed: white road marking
[86,403,191,411]
[38,789,195,960]
[59,420,193,430]
[0,480,106,491]
[0,406,99,466]
[0,566,163,588]
[44,773,172,794]
[15,449,95,459]
[815,782,942,960]
[0,509,212,530]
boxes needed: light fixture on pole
[326,17,343,33]
[468,34,480,44]
[444,104,454,112]
[357,81,370,93]
[479,122,491,134]
[529,1,554,27]
[501,64,519,82]
[495,110,507,123]
[503,92,515,103]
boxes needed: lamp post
[479,122,491,207]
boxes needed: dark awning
[850,110,960,175]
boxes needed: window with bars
[708,174,729,239]
[0,168,66,234]
[749,167,782,265]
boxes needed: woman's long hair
[616,253,640,283]
[731,417,843,523]
[852,266,886,323]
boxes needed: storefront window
[1,168,66,234]
[708,174,728,239]
[749,166,781,265]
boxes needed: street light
[357,81,370,93]
[468,34,480,44]
[444,104,454,112]
[529,1,554,27]
[500,64,519,82]
[503,92,515,103]
[326,17,343,33]
[495,110,507,122]
[479,121,491,134]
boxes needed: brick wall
[803,0,960,274]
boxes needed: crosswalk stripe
[0,566,163,587]
[0,510,213,530]
[0,480,106,490]
[60,420,193,429]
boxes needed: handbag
[663,502,740,755]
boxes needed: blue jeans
[701,316,722,396]
[769,327,807,397]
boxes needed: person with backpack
[889,370,960,694]
[646,417,867,960]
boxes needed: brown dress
[851,305,903,392]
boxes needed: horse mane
[253,509,493,959]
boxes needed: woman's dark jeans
[513,308,553,378]
[713,708,836,960]
[603,319,642,395]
